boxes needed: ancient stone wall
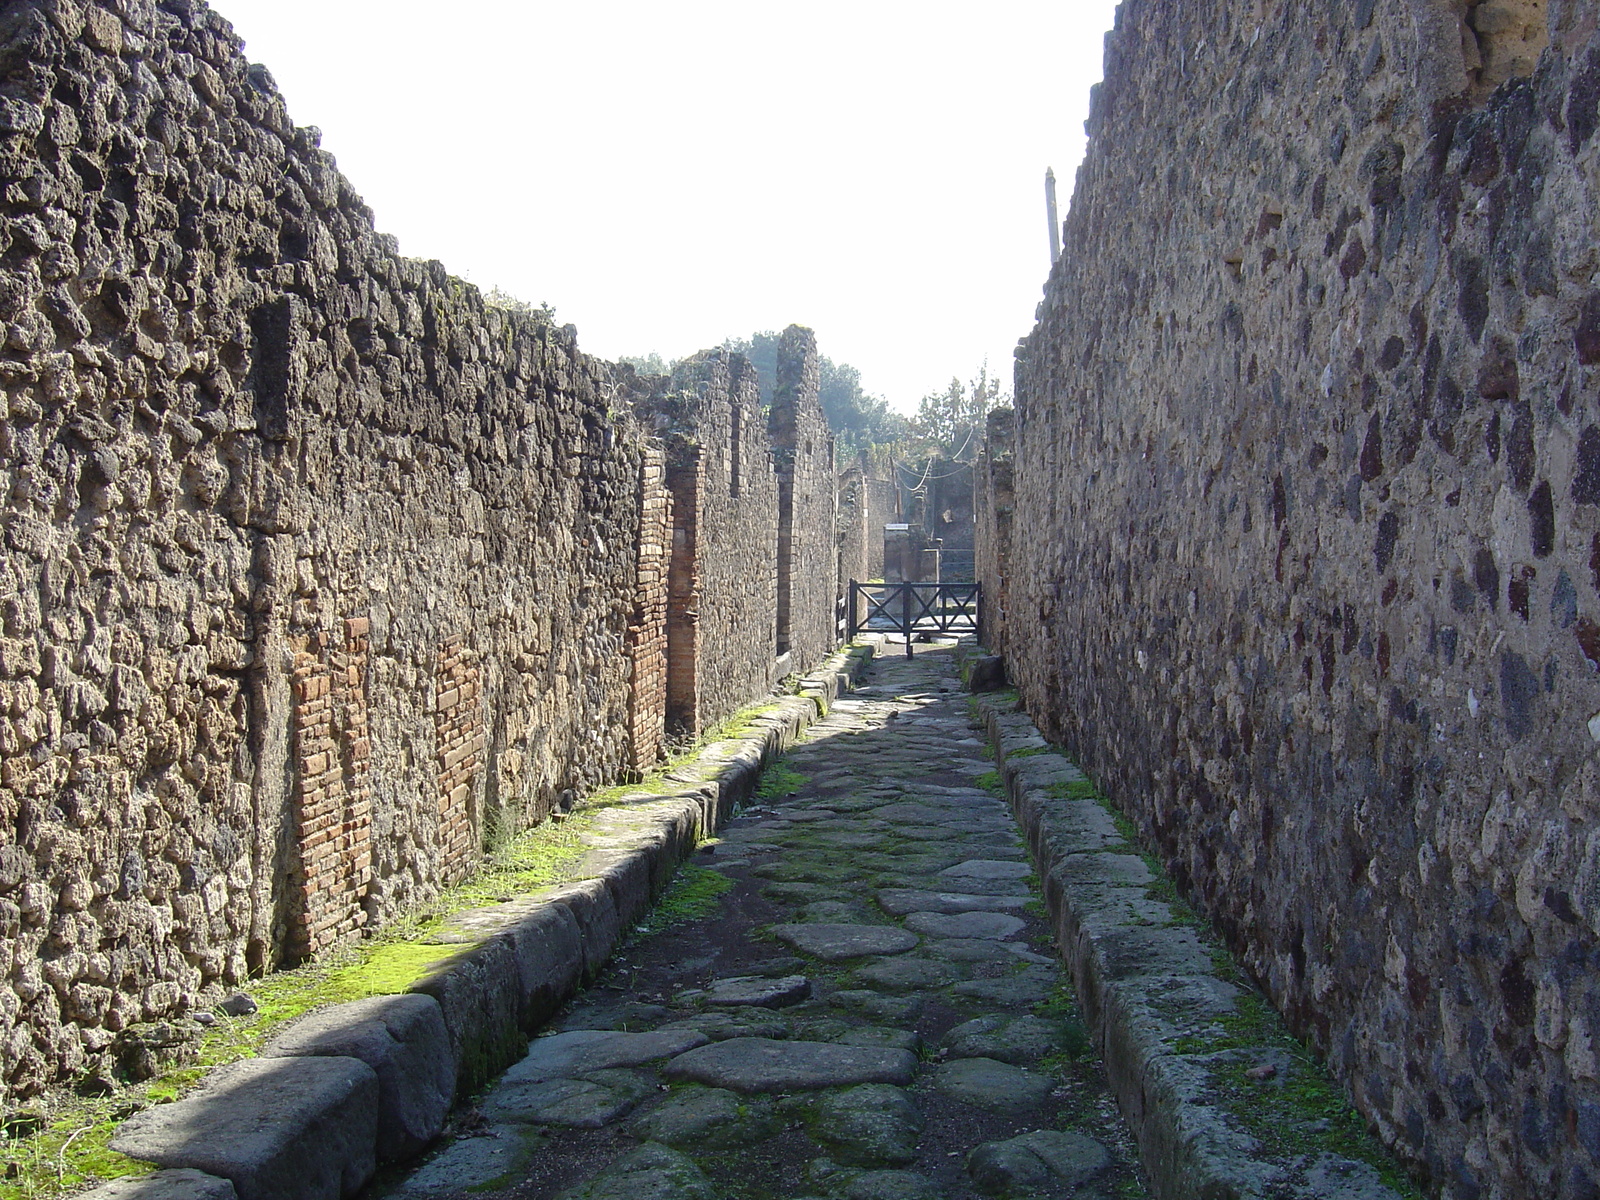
[973,408,1013,653]
[0,0,845,1102]
[995,2,1600,1196]
[646,352,780,736]
[836,462,870,599]
[771,326,838,673]
[864,473,899,581]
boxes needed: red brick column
[627,448,671,774]
[434,637,484,884]
[287,617,374,957]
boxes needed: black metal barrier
[846,581,981,658]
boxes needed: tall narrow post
[902,584,913,659]
[1045,168,1061,265]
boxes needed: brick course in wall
[984,2,1600,1196]
[627,448,670,774]
[433,638,483,886]
[286,619,374,958]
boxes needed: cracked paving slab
[383,646,1149,1200]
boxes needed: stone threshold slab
[101,642,880,1200]
[971,689,1410,1200]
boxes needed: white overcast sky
[209,1,1120,413]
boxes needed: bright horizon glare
[209,1,1120,413]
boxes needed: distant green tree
[618,351,677,375]
[722,331,907,461]
[912,363,1005,459]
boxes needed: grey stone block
[110,1056,378,1200]
[589,847,656,930]
[75,1169,237,1200]
[409,936,525,1095]
[498,898,586,1027]
[263,994,454,1162]
[545,877,622,979]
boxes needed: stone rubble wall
[992,1,1600,1196]
[864,473,898,581]
[770,326,838,674]
[973,408,1013,654]
[646,352,780,738]
[0,0,843,1103]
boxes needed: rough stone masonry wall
[837,463,870,599]
[1004,1,1600,1197]
[973,407,1013,654]
[0,0,661,1100]
[647,352,780,737]
[770,325,838,672]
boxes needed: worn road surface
[384,647,1149,1200]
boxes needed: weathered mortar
[986,1,1600,1196]
[0,0,843,1102]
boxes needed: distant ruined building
[0,0,850,1102]
[976,1,1600,1197]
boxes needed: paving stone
[771,923,919,960]
[399,1125,545,1193]
[851,957,958,993]
[554,1143,714,1200]
[903,910,1026,940]
[801,901,872,923]
[943,1015,1078,1065]
[658,1013,791,1041]
[870,802,957,824]
[952,966,1058,1006]
[110,1056,379,1200]
[699,975,811,1008]
[553,1002,672,1032]
[506,1029,709,1084]
[967,1130,1112,1196]
[625,1086,778,1149]
[938,859,1033,881]
[832,1027,922,1052]
[825,1168,943,1200]
[876,889,1028,916]
[662,1038,917,1092]
[932,1057,1053,1115]
[814,1085,924,1166]
[908,872,1030,897]
[76,1171,237,1200]
[828,990,924,1024]
[926,938,1020,963]
[262,993,454,1161]
[481,1069,655,1128]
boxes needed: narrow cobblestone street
[388,647,1148,1200]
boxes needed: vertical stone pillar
[974,408,1015,654]
[769,325,838,670]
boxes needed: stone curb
[971,694,1406,1200]
[102,642,878,1200]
